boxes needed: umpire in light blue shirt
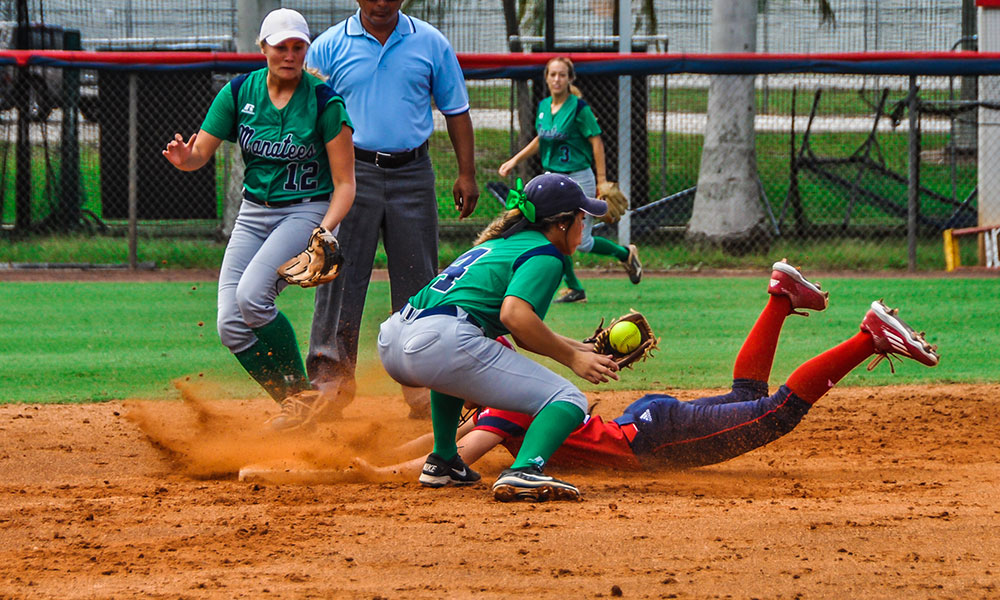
[302,0,479,423]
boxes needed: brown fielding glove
[277,226,343,288]
[584,310,658,369]
[597,181,628,224]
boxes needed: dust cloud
[124,371,437,484]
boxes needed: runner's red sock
[785,331,876,404]
[732,295,792,382]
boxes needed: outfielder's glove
[277,226,343,288]
[584,310,658,369]
[597,181,628,224]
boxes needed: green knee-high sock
[591,236,629,261]
[510,401,586,470]
[251,311,310,397]
[430,390,466,460]
[234,339,287,402]
[562,255,584,291]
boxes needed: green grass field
[1,275,993,405]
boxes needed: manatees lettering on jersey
[237,129,318,162]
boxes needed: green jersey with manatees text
[200,68,352,203]
[408,230,565,339]
[536,95,601,174]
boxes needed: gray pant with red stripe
[614,379,812,468]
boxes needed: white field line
[436,108,953,134]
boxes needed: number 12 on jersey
[283,161,319,192]
[430,247,491,292]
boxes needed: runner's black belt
[355,142,428,169]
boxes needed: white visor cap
[259,8,310,46]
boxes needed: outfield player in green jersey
[378,173,620,502]
[499,56,641,304]
[162,9,355,417]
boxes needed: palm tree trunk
[687,0,770,253]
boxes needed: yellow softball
[608,321,641,354]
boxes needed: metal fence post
[980,1,1000,230]
[907,75,920,271]
[59,29,82,229]
[617,0,632,248]
[14,5,31,231]
[128,72,138,270]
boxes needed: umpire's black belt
[355,142,428,169]
[243,189,328,208]
[400,303,483,331]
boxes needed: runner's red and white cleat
[861,300,940,371]
[768,259,829,316]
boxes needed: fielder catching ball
[360,262,939,477]
[377,173,620,502]
[162,9,355,421]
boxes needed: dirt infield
[1,381,998,599]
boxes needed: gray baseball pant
[377,307,588,416]
[218,199,329,353]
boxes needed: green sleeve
[576,104,602,139]
[317,96,353,144]
[200,83,237,143]
[505,254,564,321]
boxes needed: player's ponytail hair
[474,209,577,245]
[544,56,582,98]
[474,210,522,245]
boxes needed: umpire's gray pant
[306,155,438,392]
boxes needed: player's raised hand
[162,132,197,168]
[498,159,516,177]
[571,350,620,384]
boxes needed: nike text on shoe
[553,288,587,303]
[266,390,329,432]
[861,300,940,372]
[492,466,581,502]
[768,259,829,315]
[418,452,481,488]
[623,244,642,284]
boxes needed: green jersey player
[499,56,641,304]
[378,173,620,502]
[162,9,354,422]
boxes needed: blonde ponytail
[473,209,579,245]
[474,210,525,245]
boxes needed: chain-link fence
[459,68,981,269]
[0,51,990,271]
[0,1,989,269]
[1,1,972,54]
